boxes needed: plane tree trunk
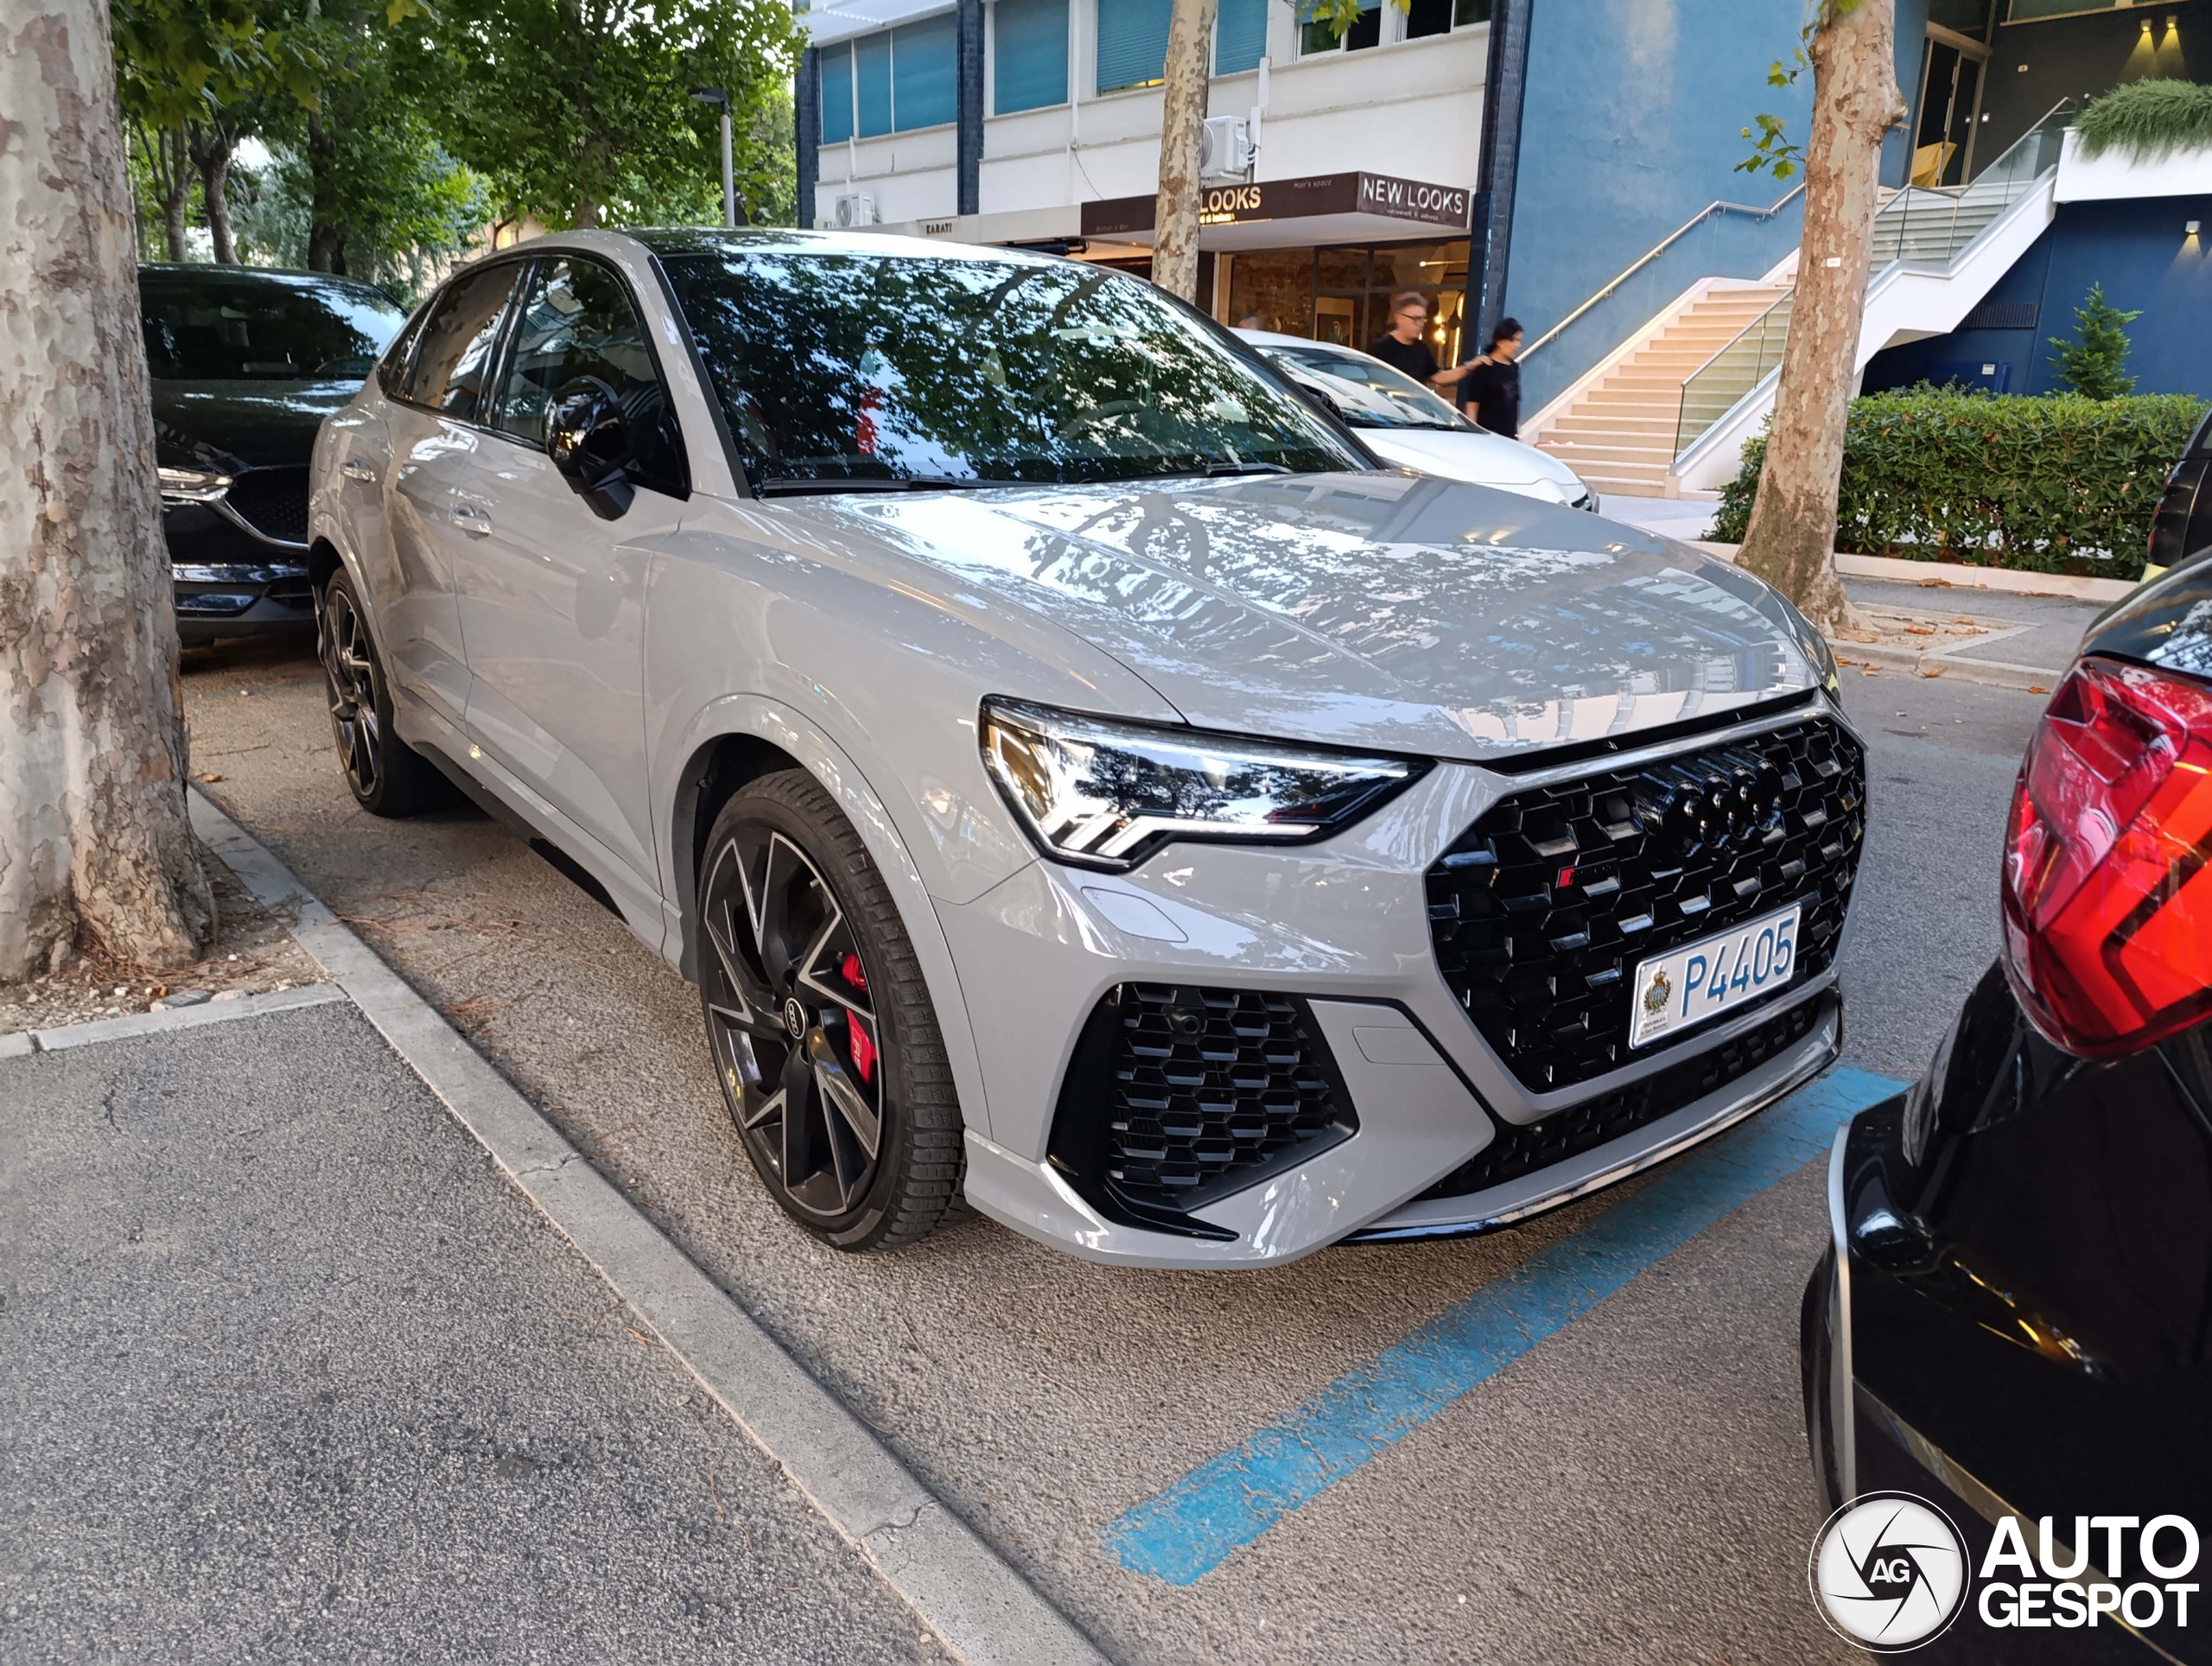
[1151,0,1219,304]
[1736,0,1906,635]
[0,0,215,981]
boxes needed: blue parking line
[1102,1065,1906,1586]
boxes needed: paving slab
[0,1000,951,1665]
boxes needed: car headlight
[1570,478,1599,512]
[979,698,1426,870]
[157,466,232,503]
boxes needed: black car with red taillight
[1805,561,2212,1664]
[2145,407,2212,582]
[143,265,407,642]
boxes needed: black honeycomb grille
[224,467,309,544]
[1404,993,1827,1207]
[1427,716,1865,1093]
[1048,984,1356,1228]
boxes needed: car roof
[137,264,397,300]
[617,226,1077,268]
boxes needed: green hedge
[2075,79,2212,162]
[1713,390,2208,578]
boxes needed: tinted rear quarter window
[404,265,521,420]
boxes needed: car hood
[780,471,1830,763]
[1355,427,1585,499]
[151,378,363,472]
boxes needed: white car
[1236,328,1599,512]
[308,229,1862,1269]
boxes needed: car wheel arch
[664,699,996,1145]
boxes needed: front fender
[655,692,997,1145]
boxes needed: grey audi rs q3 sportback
[308,229,1866,1266]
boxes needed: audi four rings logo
[1812,1495,2205,1650]
[1633,758,1783,858]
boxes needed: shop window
[820,43,855,144]
[1406,0,1490,38]
[1097,0,1173,90]
[995,0,1069,113]
[1226,250,1317,338]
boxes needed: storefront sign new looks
[1080,172,1471,238]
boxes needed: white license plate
[1629,903,1802,1049]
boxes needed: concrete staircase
[1531,284,1793,499]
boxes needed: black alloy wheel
[696,771,964,1250]
[316,571,453,817]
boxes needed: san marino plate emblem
[1644,969,1672,1015]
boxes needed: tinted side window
[376,303,431,399]
[403,265,520,420]
[491,258,687,496]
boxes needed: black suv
[143,265,407,641]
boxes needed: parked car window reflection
[492,258,686,493]
[404,265,519,421]
[1259,344,1474,432]
[140,270,405,383]
[660,251,1364,487]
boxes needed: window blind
[855,32,893,137]
[1096,0,1173,92]
[892,14,957,129]
[819,43,855,144]
[994,0,1069,113]
[1216,0,1267,74]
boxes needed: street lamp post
[690,87,736,228]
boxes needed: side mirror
[1292,380,1343,422]
[545,378,635,520]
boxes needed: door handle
[340,459,378,484]
[452,502,493,537]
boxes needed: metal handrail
[1667,98,2077,462]
[1516,184,1805,362]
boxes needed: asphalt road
[0,1000,951,1663]
[167,634,2050,1663]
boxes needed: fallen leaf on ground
[2029,684,2050,694]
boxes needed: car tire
[317,570,454,817]
[696,770,966,1251]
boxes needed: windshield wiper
[1203,461,1292,477]
[757,475,1020,496]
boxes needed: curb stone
[184,788,1108,1666]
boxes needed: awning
[1078,171,1473,248]
[798,0,953,48]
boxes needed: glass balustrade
[1669,101,2075,462]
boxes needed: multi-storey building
[793,0,2212,499]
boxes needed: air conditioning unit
[830,191,878,229]
[1199,116,1255,181]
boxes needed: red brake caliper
[842,955,875,1083]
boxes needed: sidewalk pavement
[0,998,950,1663]
[1601,497,2102,690]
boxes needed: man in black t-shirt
[1437,317,1525,437]
[1365,291,1438,385]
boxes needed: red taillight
[2002,656,2212,1057]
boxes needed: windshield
[660,251,1366,488]
[1259,344,1473,432]
[141,273,406,382]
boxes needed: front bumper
[164,497,314,643]
[944,696,1859,1269]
